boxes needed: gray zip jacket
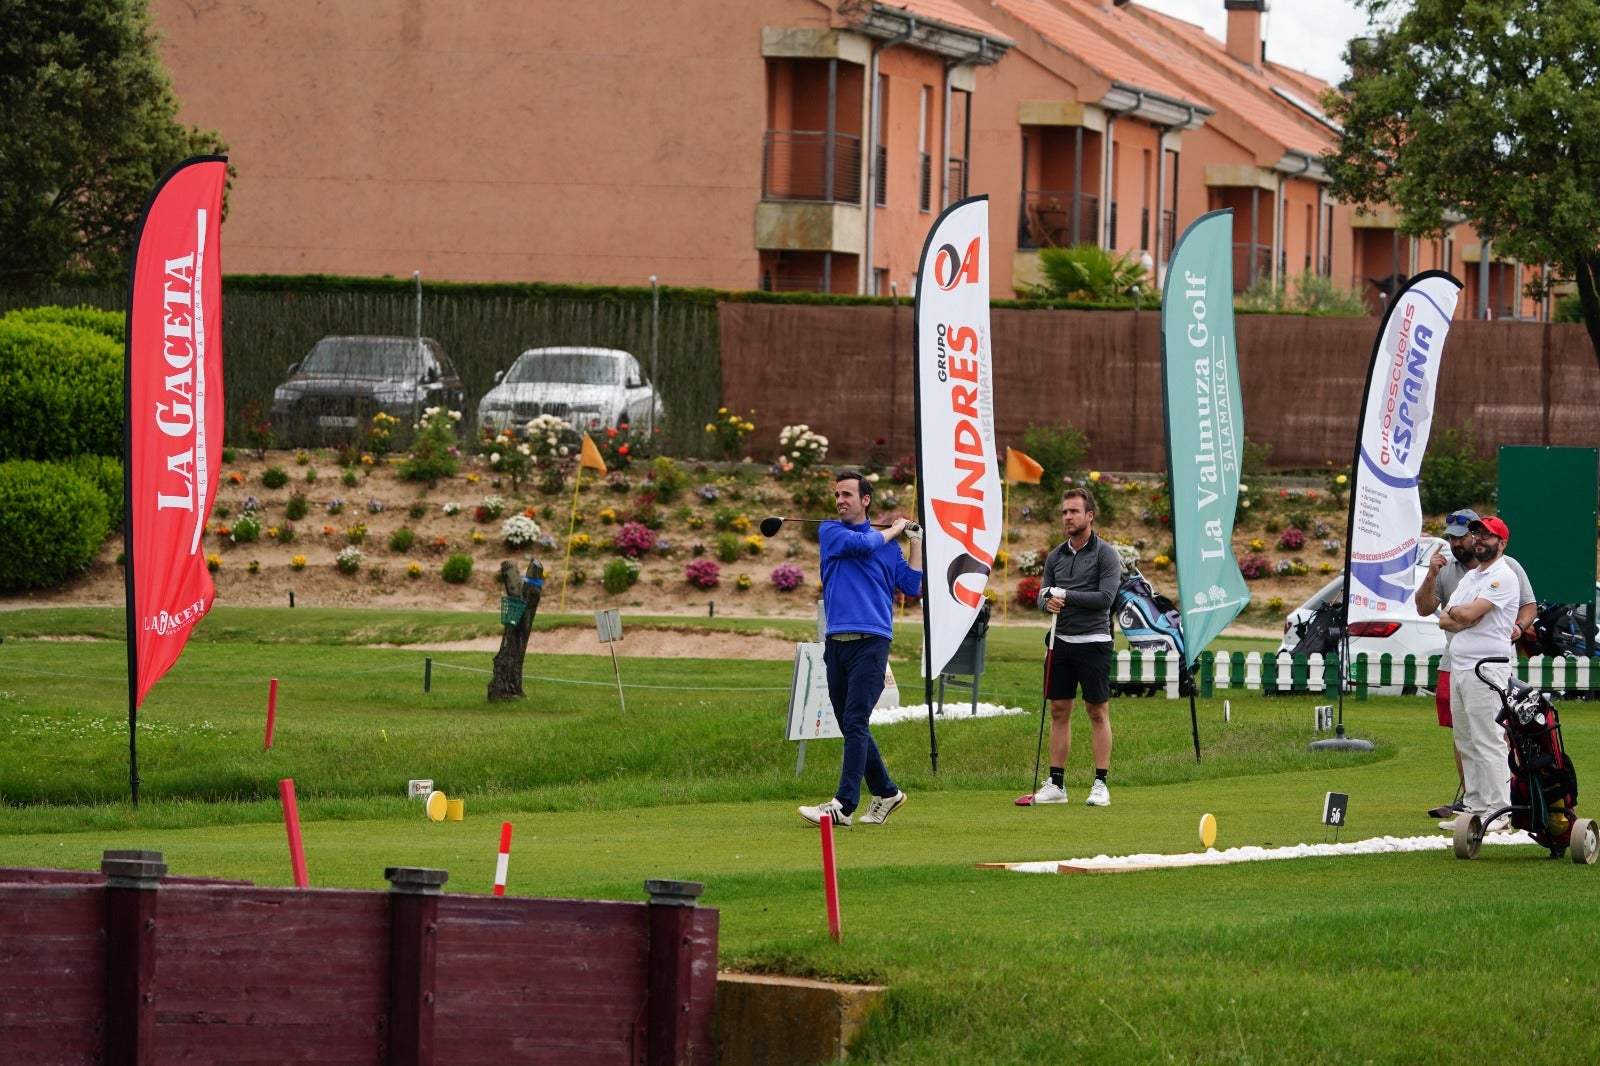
[1037,532,1122,640]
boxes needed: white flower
[501,513,542,547]
[489,452,501,465]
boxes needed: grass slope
[3,607,1598,1063]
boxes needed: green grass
[3,607,1598,1063]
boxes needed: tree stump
[488,557,543,702]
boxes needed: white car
[476,346,663,438]
[1278,536,1450,688]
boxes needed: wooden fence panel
[151,888,390,1063]
[0,886,105,1064]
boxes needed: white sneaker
[1031,782,1069,804]
[798,798,851,827]
[1484,814,1514,834]
[1085,780,1111,807]
[858,790,906,825]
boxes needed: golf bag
[1289,598,1344,657]
[1482,660,1581,857]
[1111,563,1191,696]
[1527,601,1600,660]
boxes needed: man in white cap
[1438,516,1522,832]
[1416,508,1535,819]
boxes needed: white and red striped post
[819,812,841,942]
[264,678,278,749]
[492,821,513,896]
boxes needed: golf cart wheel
[1570,819,1599,865]
[1452,814,1482,860]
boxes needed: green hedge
[0,460,111,591]
[0,316,123,461]
[1,304,125,343]
[65,453,125,531]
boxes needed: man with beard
[1416,509,1535,819]
[1437,516,1527,833]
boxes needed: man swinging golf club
[798,471,922,829]
[1024,487,1121,807]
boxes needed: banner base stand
[1307,725,1375,752]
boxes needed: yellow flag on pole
[1004,447,1044,485]
[579,433,608,474]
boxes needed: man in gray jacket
[1028,487,1124,806]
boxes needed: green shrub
[650,456,689,502]
[230,512,261,544]
[0,317,122,461]
[441,552,474,584]
[602,556,641,594]
[714,532,741,563]
[1419,423,1496,513]
[0,460,110,590]
[389,527,415,552]
[64,454,124,530]
[285,492,309,521]
[399,408,462,483]
[262,466,290,489]
[1,304,124,342]
[1021,421,1090,490]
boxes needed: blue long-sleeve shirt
[819,518,922,639]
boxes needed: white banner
[1347,272,1462,620]
[914,197,1001,678]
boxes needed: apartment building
[148,0,1540,316]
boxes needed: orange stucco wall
[150,0,849,289]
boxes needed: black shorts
[1044,640,1113,703]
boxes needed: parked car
[271,335,464,446]
[1278,537,1449,692]
[476,346,663,438]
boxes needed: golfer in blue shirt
[799,471,922,828]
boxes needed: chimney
[1224,0,1268,68]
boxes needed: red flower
[607,427,618,438]
[618,444,630,455]
[1160,515,1170,524]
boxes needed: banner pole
[1189,689,1201,763]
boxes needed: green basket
[500,595,527,626]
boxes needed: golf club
[1017,590,1063,807]
[759,515,892,537]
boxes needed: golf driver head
[759,516,784,537]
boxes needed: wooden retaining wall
[0,853,717,1066]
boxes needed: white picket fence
[1114,650,1598,699]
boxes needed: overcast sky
[1132,0,1377,84]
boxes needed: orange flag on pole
[1004,447,1043,485]
[579,433,608,474]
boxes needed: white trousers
[1450,661,1511,814]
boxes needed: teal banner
[1160,210,1250,665]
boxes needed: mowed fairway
[4,607,1600,1063]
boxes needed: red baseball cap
[1469,516,1510,541]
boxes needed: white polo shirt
[1446,556,1519,672]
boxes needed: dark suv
[270,335,465,446]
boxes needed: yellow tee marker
[1198,812,1218,848]
[426,790,448,822]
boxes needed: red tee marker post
[279,777,309,887]
[264,678,278,749]
[819,812,841,942]
[493,821,513,896]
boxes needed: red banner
[126,157,227,709]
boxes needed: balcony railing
[1018,189,1100,250]
[919,152,931,212]
[1233,244,1273,289]
[947,157,969,202]
[762,130,862,204]
[875,144,887,207]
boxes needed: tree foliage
[0,0,228,290]
[1320,1,1600,369]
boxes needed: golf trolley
[1447,657,1598,863]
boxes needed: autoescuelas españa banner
[1160,210,1250,664]
[1345,270,1462,620]
[913,196,1000,679]
[125,156,228,709]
